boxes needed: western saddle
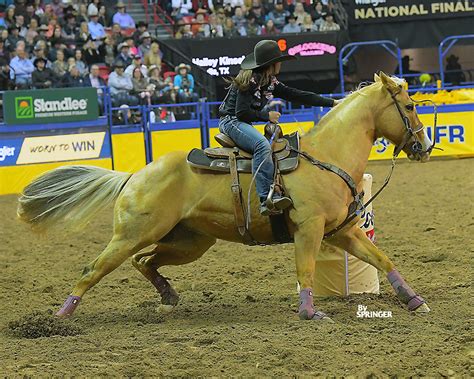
[186,124,299,244]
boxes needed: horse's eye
[406,104,414,111]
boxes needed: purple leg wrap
[299,288,315,320]
[151,275,179,306]
[387,269,425,311]
[56,295,81,317]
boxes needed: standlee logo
[15,96,88,119]
[15,97,33,119]
[356,304,392,318]
[0,146,16,161]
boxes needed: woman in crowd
[51,49,68,80]
[293,2,309,25]
[144,41,162,68]
[101,36,116,66]
[262,19,279,35]
[174,63,198,103]
[131,67,152,105]
[301,14,316,32]
[82,37,103,66]
[76,22,91,48]
[4,6,16,28]
[74,49,89,76]
[25,18,39,47]
[148,65,176,104]
[223,17,239,37]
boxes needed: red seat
[163,71,177,81]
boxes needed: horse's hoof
[157,304,175,314]
[312,311,334,322]
[413,303,430,313]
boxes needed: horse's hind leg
[330,226,430,313]
[132,227,216,311]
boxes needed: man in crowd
[9,46,34,88]
[32,57,55,89]
[113,2,136,29]
[138,32,153,58]
[125,55,148,78]
[114,42,132,67]
[108,61,138,106]
[84,64,106,109]
[133,21,148,45]
[282,14,301,33]
[61,65,88,87]
[88,8,106,40]
[267,0,289,30]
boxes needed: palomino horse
[18,72,432,320]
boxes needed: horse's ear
[379,71,397,90]
[374,73,381,82]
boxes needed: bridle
[389,85,438,158]
[290,84,440,239]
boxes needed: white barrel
[312,174,380,296]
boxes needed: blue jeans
[219,115,274,201]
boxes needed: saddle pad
[187,132,300,174]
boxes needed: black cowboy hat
[285,14,296,23]
[241,39,296,70]
[136,21,148,28]
[33,57,47,67]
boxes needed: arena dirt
[0,158,472,377]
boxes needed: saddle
[186,123,298,245]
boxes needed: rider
[219,39,340,216]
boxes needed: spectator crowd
[169,0,342,38]
[0,0,200,111]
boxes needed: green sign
[3,87,99,125]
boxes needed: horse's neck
[302,90,377,185]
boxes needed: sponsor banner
[345,0,474,24]
[164,32,339,78]
[0,130,110,166]
[3,87,99,125]
[369,111,474,160]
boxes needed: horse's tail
[17,165,132,232]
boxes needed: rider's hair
[229,64,277,91]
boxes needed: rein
[289,86,439,239]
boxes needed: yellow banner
[369,110,474,160]
[16,132,105,165]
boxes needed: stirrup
[264,184,293,212]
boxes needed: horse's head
[374,72,433,162]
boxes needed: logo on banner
[288,42,337,57]
[16,132,105,165]
[15,97,34,119]
[0,146,16,161]
[356,304,392,318]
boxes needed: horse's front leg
[330,226,430,313]
[294,218,332,321]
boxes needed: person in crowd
[319,12,339,31]
[114,42,132,66]
[267,0,289,30]
[250,4,266,26]
[108,61,138,106]
[76,21,91,48]
[6,25,23,52]
[110,23,123,47]
[301,13,316,32]
[445,54,465,86]
[40,4,55,25]
[74,49,89,76]
[25,4,41,25]
[191,9,208,35]
[262,19,279,35]
[9,45,34,88]
[98,5,109,27]
[32,57,56,89]
[88,7,106,40]
[25,18,39,48]
[192,0,212,13]
[148,64,176,104]
[51,49,68,81]
[177,23,194,39]
[61,64,87,87]
[218,40,339,215]
[131,66,152,105]
[83,37,104,66]
[232,6,247,31]
[101,36,116,66]
[16,15,28,38]
[35,24,49,44]
[0,57,13,91]
[171,0,194,19]
[293,2,309,25]
[84,64,106,108]
[282,14,301,33]
[113,1,136,29]
[30,44,51,68]
[50,0,63,18]
[223,17,239,37]
[246,13,262,36]
[133,21,148,45]
[144,41,162,68]
[310,0,326,22]
[62,13,78,47]
[87,0,100,17]
[124,36,139,56]
[174,63,198,103]
[76,3,89,24]
[203,13,224,37]
[125,55,148,78]
[33,0,45,17]
[138,32,153,58]
[0,39,10,64]
[4,5,16,28]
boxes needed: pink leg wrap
[56,295,81,317]
[299,288,315,320]
[387,269,425,311]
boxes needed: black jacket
[32,68,56,89]
[219,75,335,123]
